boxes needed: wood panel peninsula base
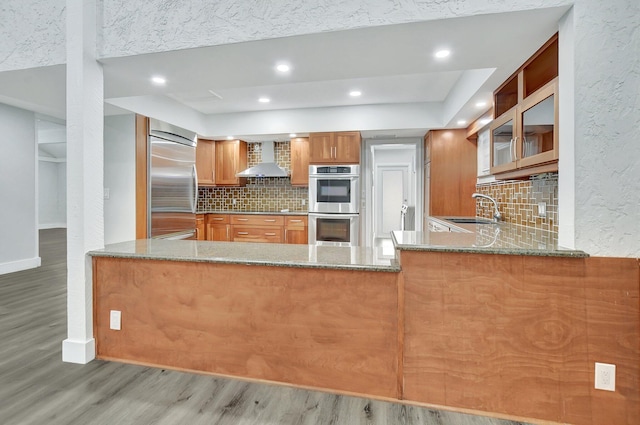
[90,238,640,425]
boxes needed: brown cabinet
[206,214,230,241]
[196,138,216,186]
[230,215,284,243]
[290,137,310,186]
[309,131,360,164]
[284,216,308,244]
[195,214,206,240]
[425,129,477,218]
[490,34,559,178]
[215,140,248,186]
[204,214,308,244]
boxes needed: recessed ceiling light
[349,90,362,97]
[434,49,450,59]
[258,97,271,103]
[457,120,467,125]
[276,64,290,73]
[227,136,234,140]
[289,133,297,138]
[475,101,487,108]
[480,118,492,125]
[151,76,166,85]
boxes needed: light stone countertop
[392,221,588,258]
[197,210,308,215]
[89,239,400,272]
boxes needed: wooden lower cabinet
[284,216,308,244]
[204,214,307,244]
[195,214,205,240]
[206,214,230,241]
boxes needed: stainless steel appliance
[148,119,198,239]
[308,213,359,246]
[308,164,359,213]
[308,164,360,246]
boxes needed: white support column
[62,0,104,364]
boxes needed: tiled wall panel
[198,141,308,213]
[476,173,558,234]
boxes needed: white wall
[104,114,136,244]
[98,0,570,58]
[571,0,640,257]
[0,103,40,274]
[38,160,67,228]
[0,0,66,72]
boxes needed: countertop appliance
[148,119,198,240]
[308,164,360,246]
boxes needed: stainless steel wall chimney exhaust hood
[236,141,289,178]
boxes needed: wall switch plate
[537,202,546,218]
[301,199,306,206]
[103,188,110,200]
[595,362,615,391]
[110,310,121,331]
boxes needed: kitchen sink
[443,217,497,225]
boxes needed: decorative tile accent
[475,173,558,234]
[198,141,308,213]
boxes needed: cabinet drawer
[231,226,283,243]
[206,214,230,224]
[231,215,284,226]
[285,216,308,229]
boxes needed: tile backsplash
[197,141,308,213]
[475,173,558,233]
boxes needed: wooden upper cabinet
[215,139,247,186]
[490,34,559,179]
[290,137,310,186]
[426,129,477,217]
[196,138,216,186]
[309,131,361,164]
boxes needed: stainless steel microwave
[308,164,360,214]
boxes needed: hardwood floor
[0,229,530,425]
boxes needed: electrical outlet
[301,199,306,206]
[595,362,615,391]
[103,188,110,200]
[537,202,546,218]
[232,198,237,206]
[110,310,121,331]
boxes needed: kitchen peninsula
[90,229,639,425]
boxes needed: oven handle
[308,175,359,180]
[308,213,359,219]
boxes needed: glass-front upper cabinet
[489,78,558,175]
[490,111,518,174]
[518,79,558,168]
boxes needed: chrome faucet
[472,193,502,222]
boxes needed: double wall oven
[308,165,360,246]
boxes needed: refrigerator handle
[191,164,198,213]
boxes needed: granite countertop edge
[88,247,400,273]
[197,210,308,216]
[392,243,589,258]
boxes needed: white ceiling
[0,6,569,141]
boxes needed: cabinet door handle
[237,218,249,221]
[212,217,223,221]
[512,136,518,161]
[263,219,276,222]
[265,232,276,236]
[289,219,301,223]
[237,232,249,235]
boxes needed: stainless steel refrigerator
[148,119,198,239]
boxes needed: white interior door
[374,165,410,240]
[369,144,418,247]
